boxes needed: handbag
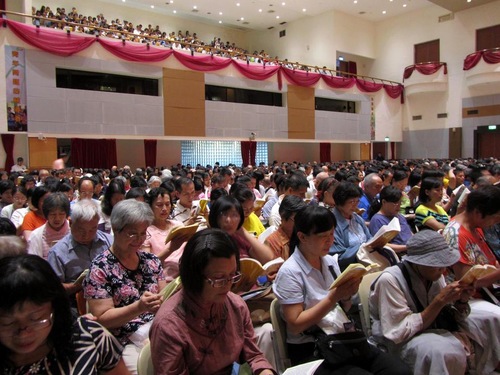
[314,330,371,366]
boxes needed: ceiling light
[403,4,407,7]
[173,10,177,13]
[241,17,244,20]
[282,2,286,5]
[193,5,197,9]
[302,8,306,12]
[258,9,262,12]
[467,0,472,2]
[150,5,154,8]
[236,2,240,5]
[354,0,358,3]
[219,20,222,23]
[276,15,280,19]
[219,11,223,15]
[382,10,386,14]
[122,0,125,2]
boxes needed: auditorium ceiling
[100,0,499,30]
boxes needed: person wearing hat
[369,230,482,375]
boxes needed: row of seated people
[0,158,499,373]
[31,5,283,65]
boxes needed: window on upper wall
[315,98,356,113]
[476,24,500,51]
[56,69,159,96]
[414,39,440,64]
[205,85,283,107]
[181,140,268,166]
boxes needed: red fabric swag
[173,50,232,71]
[463,49,500,70]
[281,68,322,87]
[99,38,173,62]
[403,62,447,80]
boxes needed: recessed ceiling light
[173,10,177,13]
[122,0,125,2]
[258,9,262,12]
[276,15,280,19]
[150,5,154,8]
[219,11,223,15]
[219,20,222,23]
[382,10,386,14]
[467,0,472,2]
[403,4,407,7]
[193,5,197,9]
[241,17,244,20]
[302,8,306,12]
[282,2,286,5]
[236,2,240,6]
[354,0,358,4]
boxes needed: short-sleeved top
[141,220,183,256]
[47,231,113,284]
[369,213,413,245]
[21,211,46,232]
[83,249,165,345]
[1,317,123,375]
[443,220,496,267]
[415,204,449,229]
[273,248,345,344]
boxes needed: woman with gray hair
[83,199,166,374]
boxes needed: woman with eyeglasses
[330,181,372,270]
[83,199,166,374]
[150,228,276,375]
[0,254,129,374]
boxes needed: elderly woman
[27,192,70,259]
[330,181,372,270]
[150,228,276,375]
[83,199,166,374]
[0,255,129,374]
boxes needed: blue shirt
[47,230,113,283]
[369,213,413,245]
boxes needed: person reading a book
[414,177,449,231]
[231,184,266,237]
[370,230,500,375]
[208,196,274,265]
[368,186,413,254]
[443,185,500,294]
[330,181,372,270]
[83,200,166,374]
[273,205,410,374]
[264,195,306,261]
[0,255,129,375]
[316,177,339,211]
[150,228,276,375]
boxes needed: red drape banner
[403,62,447,80]
[6,19,95,57]
[1,134,15,172]
[241,141,251,166]
[464,49,500,70]
[0,0,5,10]
[319,143,331,163]
[144,139,157,168]
[249,141,257,166]
[3,19,403,101]
[390,142,395,160]
[71,138,117,169]
[99,38,173,62]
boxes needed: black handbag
[314,330,371,366]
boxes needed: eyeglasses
[220,211,240,220]
[205,272,242,288]
[0,313,53,337]
[125,231,151,241]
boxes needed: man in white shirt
[10,157,27,173]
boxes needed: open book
[460,264,498,285]
[329,263,379,290]
[233,257,284,293]
[254,198,266,210]
[74,269,89,285]
[164,223,200,244]
[364,216,400,249]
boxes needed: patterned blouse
[2,317,123,375]
[83,249,165,345]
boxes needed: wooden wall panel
[448,128,462,159]
[360,143,371,160]
[287,85,315,139]
[163,68,205,137]
[462,104,500,118]
[28,137,57,170]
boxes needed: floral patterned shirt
[83,249,165,345]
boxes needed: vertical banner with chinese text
[5,46,27,131]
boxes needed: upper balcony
[463,48,500,90]
[403,62,448,97]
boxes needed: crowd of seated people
[30,4,282,65]
[0,156,499,374]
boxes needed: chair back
[357,271,383,337]
[270,298,291,374]
[137,342,154,375]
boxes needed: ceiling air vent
[191,9,199,13]
[437,113,448,118]
[242,21,249,25]
[279,21,287,25]
[279,30,286,38]
[267,10,275,13]
[438,13,454,23]
[467,109,479,115]
[412,115,422,121]
[267,26,274,30]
